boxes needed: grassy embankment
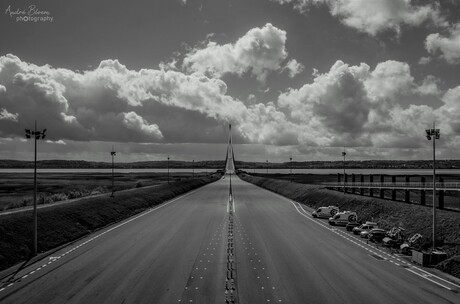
[0,172,222,271]
[251,173,460,210]
[238,172,460,278]
[0,172,207,211]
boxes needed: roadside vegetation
[251,173,460,210]
[0,172,209,211]
[238,172,460,279]
[0,172,223,271]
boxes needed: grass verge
[238,172,460,279]
[0,173,222,271]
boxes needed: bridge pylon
[225,124,236,173]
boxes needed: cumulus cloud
[271,0,446,36]
[277,59,460,149]
[0,108,18,122]
[418,56,431,65]
[122,111,163,138]
[414,75,440,96]
[183,23,292,82]
[425,24,460,64]
[2,54,459,153]
[0,54,299,146]
[46,139,66,145]
[283,59,305,78]
[364,60,414,101]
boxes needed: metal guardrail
[323,182,460,190]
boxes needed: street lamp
[110,147,116,198]
[289,156,293,182]
[167,155,170,184]
[426,123,440,251]
[342,149,346,194]
[25,120,47,256]
[266,160,268,174]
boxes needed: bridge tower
[225,124,236,173]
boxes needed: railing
[323,182,460,190]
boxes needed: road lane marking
[289,200,460,292]
[0,185,208,293]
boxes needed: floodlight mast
[425,122,440,251]
[25,120,47,256]
[167,155,170,184]
[342,149,346,194]
[110,147,116,198]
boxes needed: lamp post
[25,120,47,256]
[290,156,293,174]
[167,155,170,184]
[110,147,116,198]
[266,160,268,174]
[426,123,440,251]
[342,149,346,194]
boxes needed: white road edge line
[407,269,452,290]
[412,266,460,288]
[0,184,207,293]
[288,200,459,291]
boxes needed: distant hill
[1,159,460,169]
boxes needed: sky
[0,0,459,163]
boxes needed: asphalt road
[1,174,459,303]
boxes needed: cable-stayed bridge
[1,124,458,303]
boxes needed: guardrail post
[369,175,374,197]
[380,175,385,198]
[391,176,396,200]
[421,177,426,205]
[360,174,364,195]
[405,176,410,203]
[352,174,355,194]
[439,177,444,209]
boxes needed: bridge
[1,124,459,303]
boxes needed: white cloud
[277,59,460,149]
[414,75,440,96]
[183,23,291,82]
[0,54,298,146]
[425,24,460,64]
[46,139,66,145]
[271,0,447,36]
[122,111,163,138]
[418,56,431,65]
[283,59,305,78]
[0,108,18,122]
[364,60,414,101]
[159,59,178,71]
[2,54,460,154]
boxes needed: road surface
[0,174,459,303]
